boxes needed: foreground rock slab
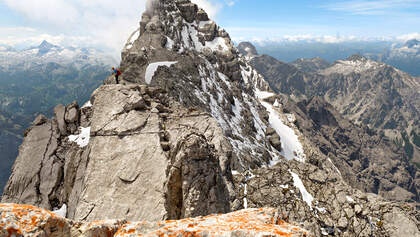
[0,204,309,236]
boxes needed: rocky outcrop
[234,162,419,237]
[0,204,309,237]
[2,84,233,222]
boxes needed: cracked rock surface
[2,85,233,222]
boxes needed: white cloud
[191,0,222,18]
[230,33,395,45]
[3,0,79,24]
[225,0,237,7]
[324,0,420,15]
[2,0,148,58]
[397,33,420,41]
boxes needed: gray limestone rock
[32,114,47,126]
[2,120,60,210]
[65,102,79,124]
[54,104,67,136]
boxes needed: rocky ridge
[1,0,419,236]
[241,42,420,203]
[291,57,331,73]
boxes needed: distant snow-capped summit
[0,41,117,71]
[404,39,420,49]
[321,54,384,75]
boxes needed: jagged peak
[123,0,235,56]
[38,40,56,49]
[237,42,258,57]
[345,54,368,62]
[404,39,420,48]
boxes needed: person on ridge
[112,67,122,84]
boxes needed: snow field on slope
[259,99,305,163]
[181,22,229,52]
[289,170,314,209]
[68,127,91,148]
[145,61,178,84]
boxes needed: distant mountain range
[239,42,420,171]
[249,39,420,76]
[0,41,116,192]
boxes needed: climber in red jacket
[112,67,122,84]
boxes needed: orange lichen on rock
[115,208,309,237]
[1,204,309,236]
[0,203,70,236]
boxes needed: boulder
[54,104,67,136]
[65,105,79,123]
[269,133,282,151]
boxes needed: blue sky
[0,0,419,53]
[215,0,420,42]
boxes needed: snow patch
[289,170,314,209]
[68,127,91,148]
[205,37,229,51]
[260,101,305,162]
[273,99,280,108]
[243,183,248,209]
[52,204,67,217]
[81,100,92,108]
[166,36,175,50]
[145,61,177,84]
[346,195,355,203]
[323,59,383,75]
[181,22,229,52]
[315,206,327,213]
[255,90,275,100]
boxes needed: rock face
[291,57,331,73]
[234,162,419,236]
[3,84,232,222]
[0,204,309,237]
[247,53,312,100]
[2,0,419,236]
[243,42,420,203]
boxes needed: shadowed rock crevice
[165,133,231,219]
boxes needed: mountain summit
[37,40,58,55]
[1,0,419,236]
